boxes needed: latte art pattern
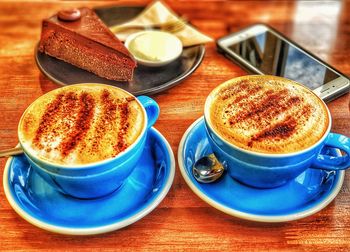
[207,76,329,154]
[19,84,144,165]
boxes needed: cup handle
[137,96,160,128]
[311,133,350,170]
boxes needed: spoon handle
[0,146,23,157]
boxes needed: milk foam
[207,76,329,154]
[18,84,145,165]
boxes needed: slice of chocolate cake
[39,8,136,81]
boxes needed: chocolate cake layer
[39,7,136,81]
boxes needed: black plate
[35,6,205,96]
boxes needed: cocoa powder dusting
[249,116,297,146]
[33,93,65,149]
[301,104,312,118]
[59,92,95,156]
[90,89,118,154]
[32,88,136,159]
[228,89,289,126]
[91,89,134,157]
[244,95,301,125]
[114,101,130,154]
[232,85,263,104]
[220,80,249,100]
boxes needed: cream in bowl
[125,30,183,67]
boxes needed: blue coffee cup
[18,85,159,198]
[204,78,350,188]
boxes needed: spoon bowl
[192,153,224,183]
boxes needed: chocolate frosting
[45,7,135,62]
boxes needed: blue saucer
[3,128,175,235]
[178,117,345,222]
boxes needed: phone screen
[228,30,340,90]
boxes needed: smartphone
[216,24,350,102]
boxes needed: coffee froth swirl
[207,76,329,154]
[19,84,144,165]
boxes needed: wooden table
[1,1,349,251]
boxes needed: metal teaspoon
[192,153,225,183]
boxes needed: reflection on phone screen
[228,31,340,90]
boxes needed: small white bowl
[125,30,183,67]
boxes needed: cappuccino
[206,76,329,154]
[18,84,144,165]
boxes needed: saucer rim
[178,116,345,223]
[3,127,175,235]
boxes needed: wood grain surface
[0,1,349,251]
